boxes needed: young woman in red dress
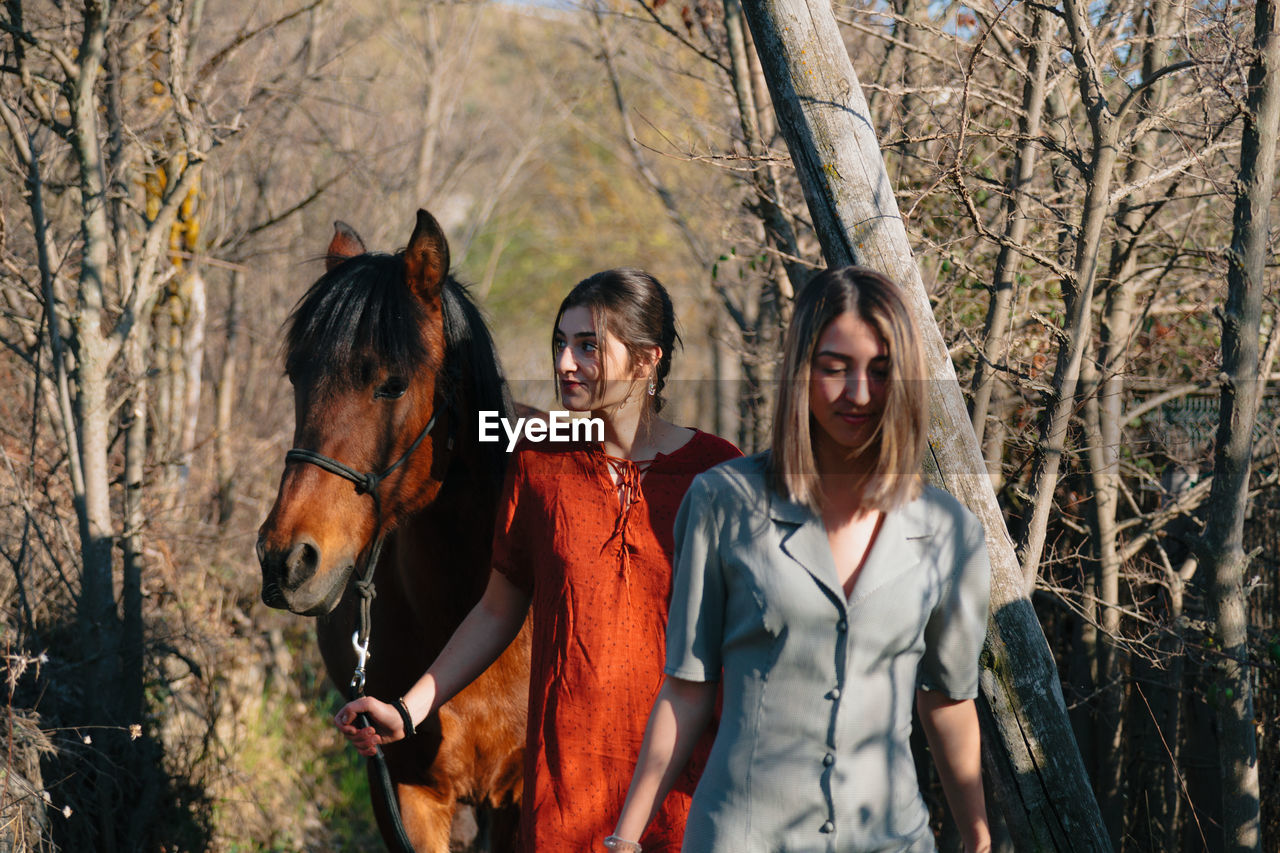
[335,269,740,852]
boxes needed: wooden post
[738,0,1112,848]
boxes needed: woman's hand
[331,570,529,759]
[334,697,404,756]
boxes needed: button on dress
[493,431,741,853]
[664,453,991,853]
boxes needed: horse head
[257,210,456,615]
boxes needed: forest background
[0,0,1276,850]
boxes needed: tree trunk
[724,0,805,299]
[1018,0,1122,591]
[72,0,121,705]
[1143,534,1195,851]
[121,323,149,727]
[1086,1,1177,837]
[108,22,146,732]
[177,267,207,488]
[738,0,1111,848]
[215,270,242,526]
[980,379,1011,491]
[1199,1,1278,850]
[160,282,183,497]
[724,0,799,450]
[1080,360,1126,840]
[969,4,1054,451]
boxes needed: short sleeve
[491,448,534,598]
[917,511,991,699]
[663,474,726,682]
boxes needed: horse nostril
[285,540,321,589]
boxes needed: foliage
[0,0,1275,849]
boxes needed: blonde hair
[769,266,927,511]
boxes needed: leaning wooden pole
[737,1,1112,849]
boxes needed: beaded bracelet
[603,835,642,852]
[394,696,415,738]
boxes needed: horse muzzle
[257,532,353,616]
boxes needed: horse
[257,210,530,852]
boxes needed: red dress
[493,430,741,852]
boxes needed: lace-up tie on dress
[602,454,656,594]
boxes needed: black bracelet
[394,696,415,738]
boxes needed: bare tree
[964,3,1056,472]
[867,1,1262,844]
[588,0,813,450]
[0,0,328,845]
[1198,2,1279,850]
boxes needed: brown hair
[552,269,680,413]
[769,266,927,511]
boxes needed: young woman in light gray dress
[607,267,992,853]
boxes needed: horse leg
[474,801,522,853]
[365,762,455,853]
[449,803,480,850]
[397,783,458,852]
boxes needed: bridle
[283,397,452,853]
[284,397,451,695]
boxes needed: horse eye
[374,377,408,400]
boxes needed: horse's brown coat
[258,211,530,852]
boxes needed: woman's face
[554,305,648,413]
[808,310,889,454]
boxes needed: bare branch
[1115,60,1199,121]
[114,154,205,352]
[1124,383,1210,424]
[197,0,324,80]
[621,0,730,74]
[1108,139,1240,208]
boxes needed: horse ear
[404,209,450,301]
[326,221,366,271]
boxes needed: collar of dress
[768,493,934,612]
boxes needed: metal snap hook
[350,630,372,695]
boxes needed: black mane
[285,252,514,491]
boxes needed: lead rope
[285,402,450,853]
[347,514,417,853]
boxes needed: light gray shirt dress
[665,453,991,853]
